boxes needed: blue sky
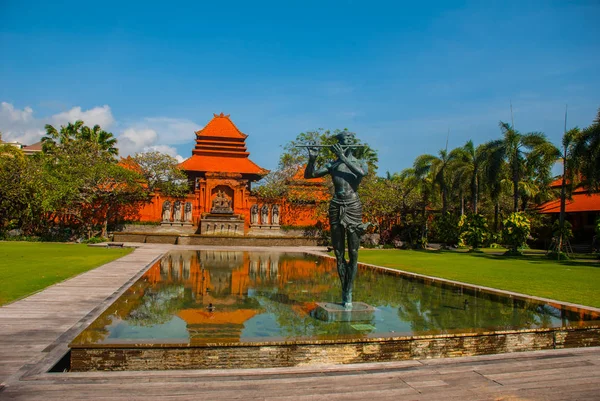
[1,0,599,176]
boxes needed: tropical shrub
[432,212,460,247]
[458,213,489,251]
[502,212,531,256]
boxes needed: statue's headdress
[334,131,355,141]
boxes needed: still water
[71,250,598,346]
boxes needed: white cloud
[0,102,45,145]
[0,101,196,161]
[0,102,115,145]
[50,105,115,129]
[142,145,185,163]
[117,128,159,156]
[144,117,201,144]
[115,117,201,160]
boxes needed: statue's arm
[304,156,330,179]
[331,144,367,178]
[340,156,368,178]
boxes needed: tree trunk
[558,153,568,253]
[494,202,500,232]
[102,218,108,238]
[471,175,478,214]
[513,150,520,212]
[442,186,448,214]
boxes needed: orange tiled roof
[538,192,600,213]
[287,165,326,184]
[118,156,143,174]
[195,113,247,139]
[180,154,268,176]
[182,113,268,177]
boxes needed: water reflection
[71,251,599,346]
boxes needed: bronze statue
[304,131,369,308]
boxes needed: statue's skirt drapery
[329,197,363,233]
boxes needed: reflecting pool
[71,250,599,347]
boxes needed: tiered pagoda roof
[179,113,268,178]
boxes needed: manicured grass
[0,242,133,306]
[358,249,600,308]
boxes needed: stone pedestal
[199,213,244,236]
[312,302,376,322]
[161,222,193,227]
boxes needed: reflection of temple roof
[179,113,268,178]
[178,308,258,325]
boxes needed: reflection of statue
[173,201,182,221]
[162,201,171,221]
[184,202,192,222]
[260,204,269,225]
[250,204,258,224]
[272,205,280,225]
[304,131,369,308]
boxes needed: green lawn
[0,242,133,305]
[358,249,600,308]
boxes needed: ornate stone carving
[162,201,171,222]
[184,202,193,222]
[211,190,233,214]
[173,201,182,222]
[250,204,258,224]
[260,204,269,225]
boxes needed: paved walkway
[1,244,599,400]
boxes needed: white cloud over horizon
[0,101,197,160]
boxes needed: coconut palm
[80,124,119,156]
[556,127,582,252]
[42,120,118,158]
[42,120,85,153]
[449,140,504,214]
[413,148,455,214]
[496,122,559,212]
[573,109,600,192]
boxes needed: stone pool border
[69,250,600,371]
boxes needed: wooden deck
[1,244,599,400]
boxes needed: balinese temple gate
[135,113,325,235]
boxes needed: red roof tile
[537,193,600,213]
[195,113,247,139]
[179,154,268,176]
[287,165,326,185]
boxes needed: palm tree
[42,120,85,153]
[42,120,118,157]
[81,124,119,156]
[573,109,600,192]
[557,127,582,252]
[497,122,559,212]
[413,148,454,214]
[449,140,504,214]
[399,167,433,247]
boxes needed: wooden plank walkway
[1,244,599,400]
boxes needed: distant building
[22,141,43,156]
[537,178,600,243]
[132,113,327,233]
[0,134,43,155]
